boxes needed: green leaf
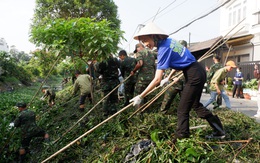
[101,43,106,47]
[185,147,199,157]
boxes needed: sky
[0,0,35,53]
[0,0,221,54]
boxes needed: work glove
[160,78,169,87]
[40,97,45,100]
[129,95,142,106]
[9,122,14,128]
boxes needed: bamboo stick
[52,75,132,144]
[42,103,133,163]
[42,16,247,163]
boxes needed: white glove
[129,95,143,106]
[160,78,169,87]
[40,97,44,100]
[9,122,14,128]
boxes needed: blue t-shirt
[234,71,243,85]
[157,38,196,70]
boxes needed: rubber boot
[19,154,26,163]
[206,115,225,139]
[44,137,50,144]
[19,148,26,163]
[79,105,85,112]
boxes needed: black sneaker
[205,133,225,139]
[172,134,190,143]
[70,113,78,119]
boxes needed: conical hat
[134,22,169,40]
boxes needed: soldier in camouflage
[97,55,120,116]
[206,54,223,107]
[118,50,137,107]
[14,102,49,163]
[131,43,157,108]
[160,69,183,113]
[73,70,92,112]
[207,54,223,84]
[41,88,56,107]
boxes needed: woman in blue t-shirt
[130,22,225,141]
[232,67,243,98]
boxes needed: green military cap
[16,102,27,108]
[213,53,221,60]
[179,40,188,48]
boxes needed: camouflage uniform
[120,56,137,106]
[14,109,46,149]
[134,48,156,106]
[97,57,120,116]
[43,89,56,106]
[207,63,223,83]
[207,62,223,107]
[160,70,184,113]
[73,74,92,107]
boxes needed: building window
[228,3,246,27]
[237,8,241,22]
[243,6,246,19]
[233,10,237,25]
[239,54,249,62]
[258,12,260,24]
[253,11,260,25]
[228,9,232,26]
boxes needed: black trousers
[232,84,242,97]
[176,62,213,137]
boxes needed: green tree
[30,18,124,62]
[29,50,58,77]
[33,0,120,29]
[30,0,123,72]
[0,51,31,84]
[9,46,31,64]
[56,56,85,77]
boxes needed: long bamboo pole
[131,21,246,116]
[42,103,133,163]
[199,17,246,62]
[28,51,62,107]
[42,16,247,163]
[52,74,132,144]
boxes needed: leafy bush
[225,77,234,91]
[243,78,259,90]
[0,51,32,85]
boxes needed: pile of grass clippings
[1,81,259,163]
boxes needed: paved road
[200,93,260,123]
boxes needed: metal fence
[228,61,260,81]
[201,58,260,81]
